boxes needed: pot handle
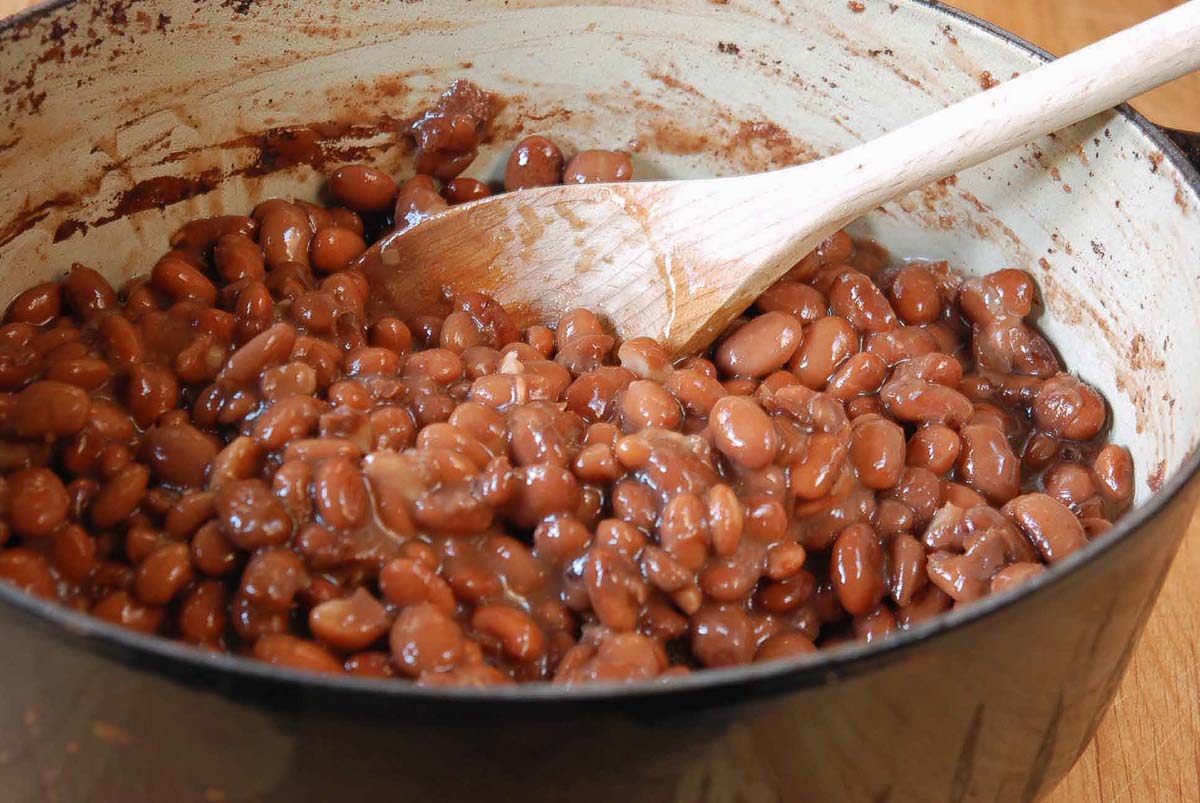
[1163,127,1200,170]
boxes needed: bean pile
[0,85,1134,685]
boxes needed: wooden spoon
[360,1,1200,357]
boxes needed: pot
[0,1,1197,801]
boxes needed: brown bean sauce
[0,83,1133,685]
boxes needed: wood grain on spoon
[361,0,1200,357]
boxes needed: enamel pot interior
[0,0,1197,699]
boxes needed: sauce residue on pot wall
[46,81,505,241]
[39,117,411,246]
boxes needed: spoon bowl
[361,175,840,355]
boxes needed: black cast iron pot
[0,1,1197,800]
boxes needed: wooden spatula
[360,1,1200,357]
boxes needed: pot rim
[0,0,1197,705]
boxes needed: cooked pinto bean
[1092,444,1134,506]
[791,316,858,389]
[829,272,898,333]
[310,588,390,651]
[328,164,399,212]
[959,269,1035,324]
[562,150,633,184]
[505,135,564,190]
[849,415,906,490]
[831,523,886,616]
[1002,493,1086,563]
[889,266,942,325]
[1032,373,1107,440]
[958,424,1021,504]
[716,312,802,377]
[709,396,777,469]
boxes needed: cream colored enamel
[0,0,1197,506]
[365,2,1200,358]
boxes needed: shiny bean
[505,135,564,190]
[709,396,777,469]
[690,604,754,667]
[958,424,1021,504]
[142,423,219,487]
[1002,493,1086,563]
[259,206,313,270]
[14,380,90,438]
[310,228,367,273]
[849,415,906,490]
[390,602,467,678]
[959,269,1034,324]
[253,634,341,674]
[907,425,961,475]
[889,266,942,325]
[831,523,885,616]
[825,352,887,400]
[990,561,1045,594]
[134,542,194,605]
[91,463,150,529]
[1032,373,1107,441]
[791,316,857,389]
[562,150,633,184]
[310,588,390,651]
[756,280,827,324]
[473,603,545,661]
[63,264,117,319]
[216,479,293,550]
[6,282,61,326]
[716,312,802,378]
[328,164,398,212]
[621,379,682,431]
[8,468,69,537]
[314,457,369,531]
[829,271,898,333]
[1092,444,1134,507]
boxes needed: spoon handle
[780,0,1200,228]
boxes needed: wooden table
[0,1,1197,801]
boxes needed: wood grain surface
[0,1,1196,802]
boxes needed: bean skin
[958,424,1021,504]
[310,589,390,651]
[1033,374,1107,441]
[562,150,633,184]
[505,136,564,190]
[709,396,777,469]
[691,604,754,668]
[390,602,467,678]
[329,165,398,212]
[716,312,803,378]
[8,468,69,537]
[829,272,898,333]
[831,523,886,616]
[791,316,858,389]
[849,415,906,490]
[215,479,293,550]
[254,634,342,674]
[1003,493,1086,563]
[473,604,545,662]
[1093,444,1134,506]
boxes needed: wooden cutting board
[0,1,1196,801]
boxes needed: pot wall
[0,473,1194,802]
